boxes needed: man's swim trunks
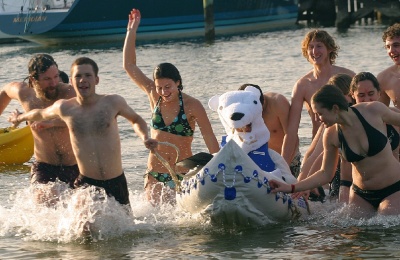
[31,161,80,188]
[74,173,130,205]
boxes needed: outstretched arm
[123,8,155,95]
[270,126,339,195]
[8,102,61,127]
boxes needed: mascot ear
[244,85,261,99]
[208,95,220,111]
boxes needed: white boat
[176,140,310,226]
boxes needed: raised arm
[123,8,155,95]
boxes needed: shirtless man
[9,57,158,206]
[0,54,78,202]
[238,84,301,176]
[378,23,400,108]
[282,29,355,165]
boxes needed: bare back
[262,92,289,154]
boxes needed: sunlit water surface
[1,25,399,259]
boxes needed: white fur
[209,86,269,154]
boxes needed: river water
[1,24,400,259]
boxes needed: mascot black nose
[231,112,244,121]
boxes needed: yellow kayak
[0,126,34,165]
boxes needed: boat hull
[0,126,34,165]
[0,0,298,45]
[176,140,310,226]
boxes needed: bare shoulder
[181,93,205,113]
[3,81,28,92]
[377,65,396,86]
[104,93,126,104]
[333,65,355,76]
[354,101,386,115]
[324,125,339,146]
[59,83,77,98]
[3,81,34,99]
[264,92,290,108]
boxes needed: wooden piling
[203,0,215,42]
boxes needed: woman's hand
[127,9,141,32]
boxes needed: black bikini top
[338,107,388,162]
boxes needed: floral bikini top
[150,91,194,137]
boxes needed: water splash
[0,182,206,244]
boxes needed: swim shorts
[74,173,130,205]
[31,161,80,188]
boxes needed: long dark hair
[26,54,58,88]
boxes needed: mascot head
[208,85,270,154]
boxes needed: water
[1,25,400,259]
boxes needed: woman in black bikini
[123,9,220,205]
[269,83,400,217]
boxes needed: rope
[153,141,182,192]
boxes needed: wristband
[291,184,295,193]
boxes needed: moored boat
[0,0,298,45]
[176,140,310,226]
[0,126,34,165]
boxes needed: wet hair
[238,83,264,105]
[327,73,356,104]
[59,70,69,83]
[350,71,380,95]
[26,54,58,88]
[327,73,352,96]
[382,23,400,42]
[301,29,339,65]
[70,57,99,76]
[153,63,183,90]
[312,84,349,111]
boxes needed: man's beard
[35,85,59,101]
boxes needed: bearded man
[0,54,78,203]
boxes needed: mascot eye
[253,100,257,105]
[219,106,223,110]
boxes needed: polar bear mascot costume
[175,86,309,225]
[208,85,296,184]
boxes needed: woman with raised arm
[123,9,219,205]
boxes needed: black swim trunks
[74,173,130,205]
[352,180,400,209]
[31,161,80,188]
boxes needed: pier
[297,0,400,31]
